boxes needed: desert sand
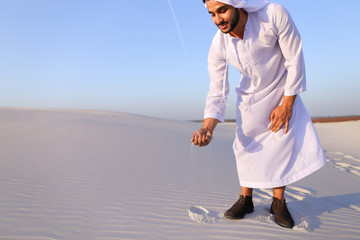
[0,108,359,240]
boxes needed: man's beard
[218,9,240,33]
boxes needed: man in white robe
[191,0,326,228]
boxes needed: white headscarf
[205,0,268,13]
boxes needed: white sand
[0,108,359,240]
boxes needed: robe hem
[284,88,306,96]
[239,156,326,189]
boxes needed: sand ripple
[0,109,359,239]
[326,151,360,178]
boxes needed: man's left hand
[269,95,297,134]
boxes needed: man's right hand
[191,128,213,147]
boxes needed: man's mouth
[217,22,228,30]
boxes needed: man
[191,0,326,228]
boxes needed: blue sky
[0,0,359,120]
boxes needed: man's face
[206,1,239,34]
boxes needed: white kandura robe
[204,3,326,188]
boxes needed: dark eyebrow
[208,5,228,14]
[217,6,228,12]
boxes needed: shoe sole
[274,219,293,228]
[224,209,254,220]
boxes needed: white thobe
[204,3,326,188]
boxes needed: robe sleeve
[274,4,306,96]
[204,32,229,123]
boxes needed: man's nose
[213,14,223,25]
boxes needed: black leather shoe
[224,195,254,219]
[270,197,294,228]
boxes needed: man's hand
[191,118,218,147]
[270,95,296,134]
[191,128,213,147]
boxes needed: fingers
[192,133,202,146]
[269,110,277,130]
[270,119,277,131]
[270,110,275,121]
[284,121,289,134]
[270,104,293,134]
[191,129,212,147]
[191,133,197,143]
[270,117,290,133]
[201,133,206,143]
[271,121,282,132]
[192,135,206,146]
[205,132,213,145]
[270,107,291,133]
[270,111,284,133]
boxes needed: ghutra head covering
[203,0,268,13]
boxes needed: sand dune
[311,116,360,123]
[0,108,359,239]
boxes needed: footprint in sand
[188,206,222,224]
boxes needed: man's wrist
[281,95,296,108]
